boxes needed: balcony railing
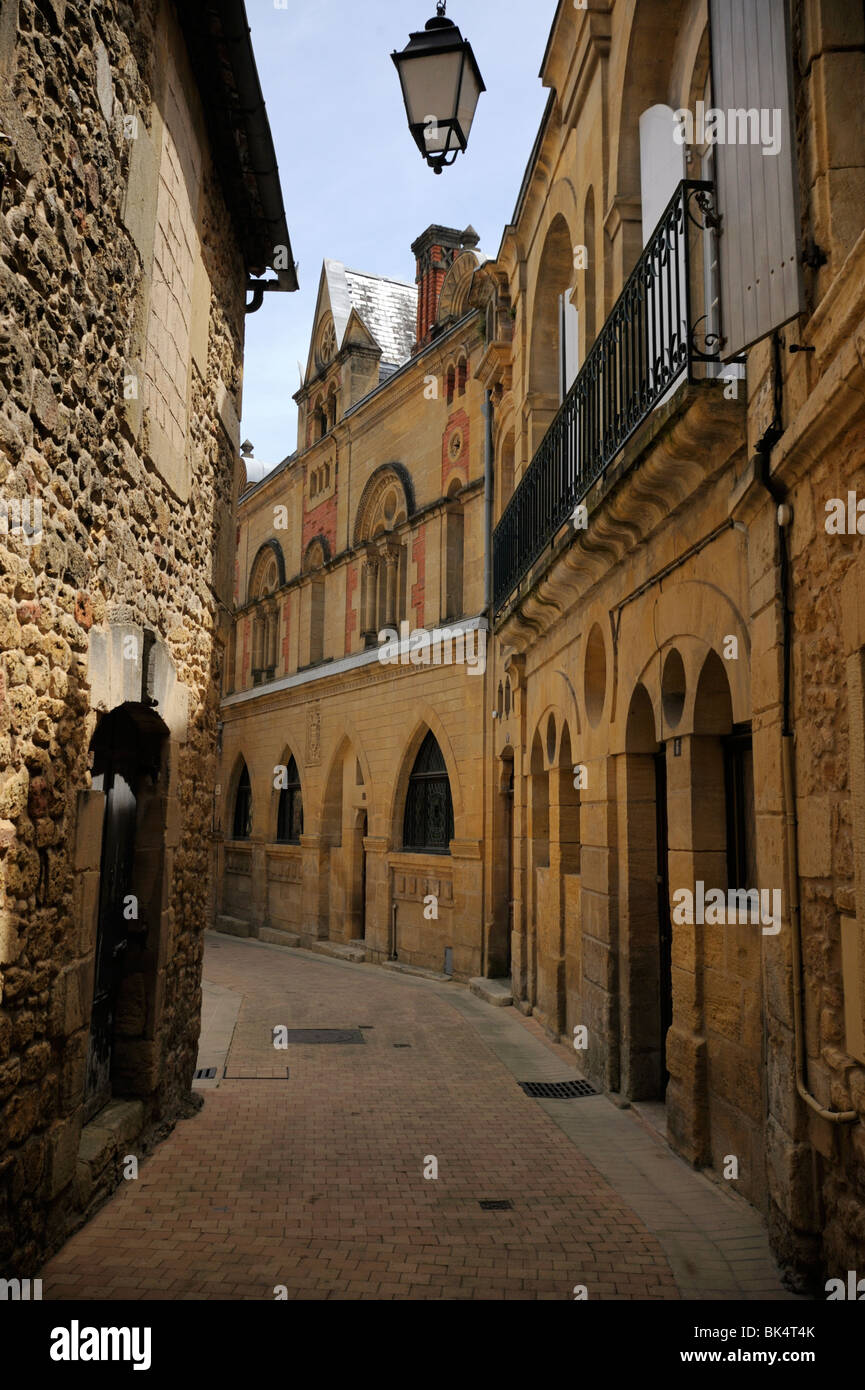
[493,179,722,613]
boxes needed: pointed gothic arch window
[233,763,252,840]
[403,731,454,854]
[276,756,304,844]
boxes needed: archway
[529,214,576,443]
[690,649,766,1206]
[527,727,549,1011]
[320,738,368,943]
[84,704,169,1122]
[490,752,515,980]
[621,682,668,1101]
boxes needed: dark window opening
[233,764,252,840]
[723,727,756,890]
[403,730,454,854]
[277,757,304,844]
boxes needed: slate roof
[322,261,417,380]
[344,269,417,372]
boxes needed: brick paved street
[41,933,798,1301]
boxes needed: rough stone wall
[0,0,244,1273]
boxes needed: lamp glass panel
[456,59,482,143]
[398,48,462,128]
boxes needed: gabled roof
[303,261,417,387]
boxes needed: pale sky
[241,0,556,466]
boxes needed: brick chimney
[411,224,480,351]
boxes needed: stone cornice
[222,614,489,716]
[559,9,612,133]
[604,194,642,242]
[474,340,513,393]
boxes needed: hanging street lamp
[391,1,486,175]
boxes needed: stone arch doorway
[359,810,368,942]
[621,682,669,1102]
[84,703,169,1123]
[320,740,368,944]
[489,752,514,980]
[529,213,576,447]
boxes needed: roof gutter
[180,2,298,304]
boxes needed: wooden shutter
[710,0,805,360]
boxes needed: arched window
[233,764,252,840]
[276,756,303,844]
[446,366,456,406]
[403,731,454,854]
[457,356,467,395]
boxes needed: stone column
[361,556,378,640]
[384,549,398,629]
[665,733,712,1167]
[361,836,391,962]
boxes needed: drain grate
[479,1200,513,1211]
[393,1043,412,1049]
[279,1029,365,1045]
[224,1067,291,1079]
[519,1079,597,1099]
[194,1067,217,1080]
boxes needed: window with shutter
[709,0,805,360]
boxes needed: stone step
[306,939,367,964]
[381,960,452,983]
[215,915,253,939]
[469,976,514,1007]
[259,927,301,949]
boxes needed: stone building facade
[216,225,501,981]
[212,0,865,1286]
[481,0,865,1285]
[0,0,294,1274]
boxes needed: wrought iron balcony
[493,179,723,614]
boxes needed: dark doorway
[723,726,756,889]
[505,759,514,976]
[84,706,166,1122]
[359,812,368,940]
[654,748,672,1093]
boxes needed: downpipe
[755,390,856,1125]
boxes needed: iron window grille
[403,730,454,854]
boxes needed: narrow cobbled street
[40,933,797,1302]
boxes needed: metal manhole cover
[519,1079,597,1099]
[279,1029,365,1044]
[479,1200,513,1210]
